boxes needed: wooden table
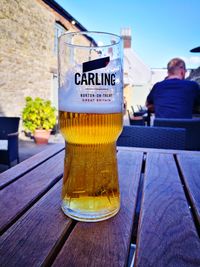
[0,144,200,267]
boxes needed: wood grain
[0,143,64,189]
[51,151,144,267]
[0,151,64,234]
[0,180,74,267]
[177,154,200,225]
[135,152,200,267]
[117,146,200,155]
[1,147,199,267]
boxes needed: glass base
[61,202,120,222]
[61,142,121,222]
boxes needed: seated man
[146,58,200,118]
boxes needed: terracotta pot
[34,129,51,144]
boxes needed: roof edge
[42,0,87,31]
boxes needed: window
[54,22,67,54]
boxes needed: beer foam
[59,88,123,113]
[59,59,123,113]
[59,102,122,113]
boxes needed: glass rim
[59,31,122,49]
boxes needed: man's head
[167,58,186,79]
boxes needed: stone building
[0,0,87,118]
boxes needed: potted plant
[22,96,57,144]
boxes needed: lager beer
[58,31,123,221]
[60,111,122,221]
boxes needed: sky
[56,0,200,69]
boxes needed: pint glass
[58,31,123,221]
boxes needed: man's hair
[167,58,186,74]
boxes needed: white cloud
[180,56,200,68]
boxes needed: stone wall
[0,0,78,119]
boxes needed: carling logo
[74,57,116,86]
[82,56,110,72]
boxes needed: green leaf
[22,96,57,133]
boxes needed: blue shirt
[147,78,200,118]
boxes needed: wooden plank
[0,151,65,234]
[135,153,200,267]
[118,146,200,155]
[0,180,74,267]
[52,151,144,267]
[177,154,200,225]
[0,143,64,189]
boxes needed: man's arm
[193,83,200,114]
[146,87,155,113]
[146,101,155,113]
